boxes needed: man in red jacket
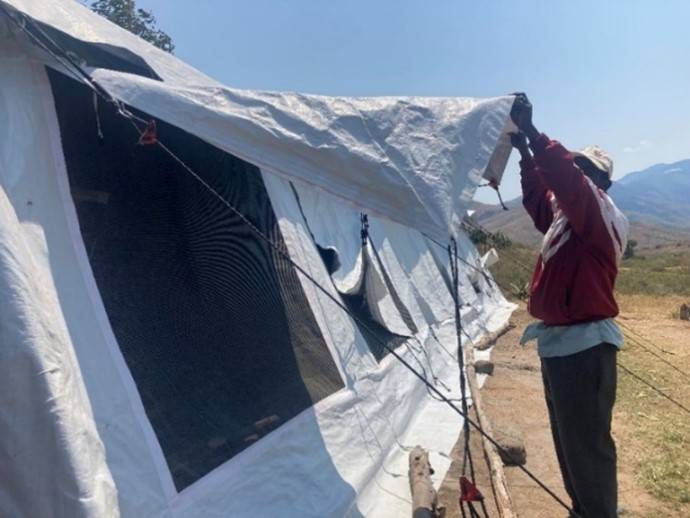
[510,93,629,518]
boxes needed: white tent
[0,1,516,517]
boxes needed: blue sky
[134,0,689,203]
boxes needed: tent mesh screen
[291,187,412,362]
[48,70,344,491]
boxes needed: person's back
[521,135,628,326]
[509,93,628,518]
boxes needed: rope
[93,91,104,140]
[291,190,453,404]
[449,239,489,518]
[617,362,690,415]
[477,270,690,417]
[619,320,676,355]
[424,232,493,287]
[476,180,509,211]
[1,9,580,514]
[620,328,690,382]
[0,4,114,104]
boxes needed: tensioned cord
[617,324,690,382]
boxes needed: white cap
[572,145,613,179]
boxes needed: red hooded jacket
[520,134,629,326]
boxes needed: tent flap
[2,0,516,241]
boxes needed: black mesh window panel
[47,70,344,491]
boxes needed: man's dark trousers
[541,343,618,518]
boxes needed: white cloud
[623,139,652,153]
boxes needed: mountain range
[472,159,690,251]
[609,159,690,230]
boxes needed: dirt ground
[439,298,690,517]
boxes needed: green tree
[468,227,488,247]
[467,225,512,250]
[492,231,512,250]
[88,0,174,53]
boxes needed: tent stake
[409,446,445,518]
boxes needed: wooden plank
[465,322,516,518]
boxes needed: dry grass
[618,293,689,319]
[617,253,690,297]
[487,242,690,301]
[614,294,690,516]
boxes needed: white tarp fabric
[291,182,413,337]
[0,42,119,518]
[261,173,516,517]
[0,2,519,517]
[1,0,516,242]
[0,60,515,513]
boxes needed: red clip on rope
[138,120,158,145]
[459,476,483,502]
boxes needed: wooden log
[465,324,516,518]
[409,446,445,518]
[473,321,515,351]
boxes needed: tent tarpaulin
[1,0,516,242]
[0,1,517,517]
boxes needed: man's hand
[510,93,539,142]
[510,131,531,160]
[510,131,527,149]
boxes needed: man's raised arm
[510,93,605,238]
[512,132,554,235]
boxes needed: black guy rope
[423,232,493,288]
[449,238,489,518]
[460,219,534,275]
[469,266,690,418]
[618,320,676,355]
[0,4,115,105]
[617,363,690,415]
[619,328,690,382]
